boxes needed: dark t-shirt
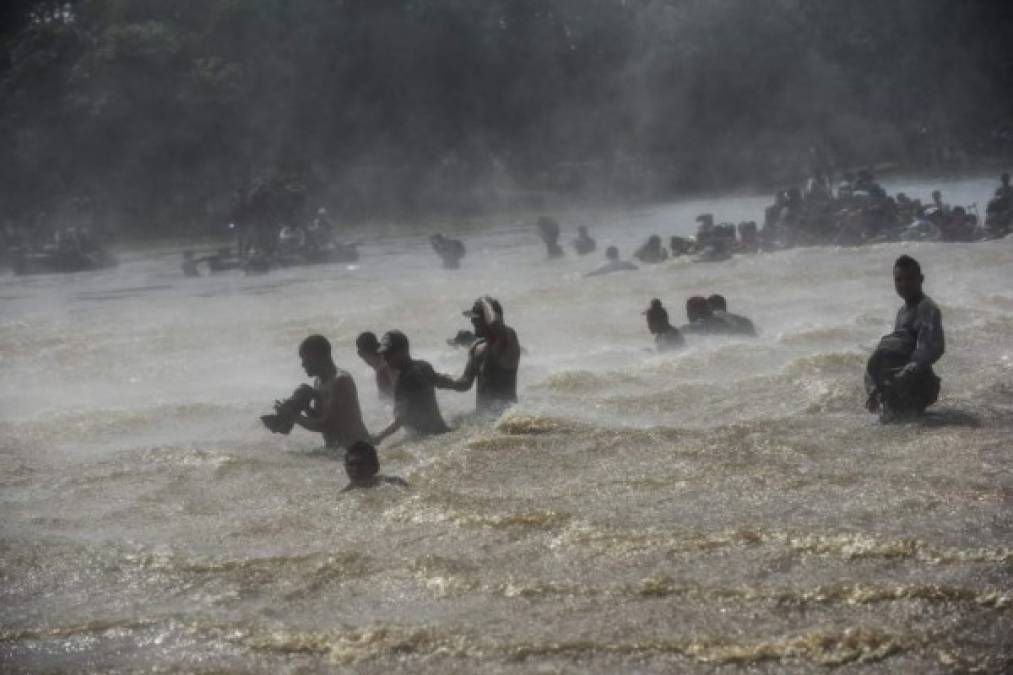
[395,360,450,434]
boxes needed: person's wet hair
[345,441,380,481]
[300,334,331,358]
[894,255,922,276]
[707,294,727,312]
[605,245,619,260]
[356,331,380,354]
[686,296,712,322]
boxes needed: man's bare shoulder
[324,369,358,395]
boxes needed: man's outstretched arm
[433,351,478,392]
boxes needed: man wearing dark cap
[707,294,757,336]
[644,299,684,351]
[373,330,450,444]
[356,331,395,401]
[865,255,944,422]
[263,334,371,450]
[435,297,521,414]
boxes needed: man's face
[300,349,321,377]
[383,348,409,370]
[345,460,373,483]
[893,265,923,302]
[358,349,380,368]
[471,314,489,338]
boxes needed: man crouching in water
[865,255,945,423]
[436,297,521,415]
[263,335,372,450]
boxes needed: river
[2,175,1011,672]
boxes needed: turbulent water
[2,175,1012,673]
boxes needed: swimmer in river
[262,335,371,450]
[644,298,685,351]
[372,330,451,444]
[340,441,409,491]
[865,255,944,423]
[356,331,395,401]
[537,216,565,258]
[707,294,758,336]
[680,295,728,334]
[572,226,596,255]
[634,234,669,263]
[430,233,466,269]
[585,245,638,277]
[435,297,521,414]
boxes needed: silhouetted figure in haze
[865,255,944,423]
[670,236,693,257]
[262,335,371,450]
[340,441,408,492]
[373,330,450,444]
[681,296,729,335]
[644,298,685,351]
[707,294,757,336]
[634,234,669,263]
[996,172,1012,200]
[182,250,200,277]
[436,297,521,415]
[356,331,395,401]
[537,216,565,258]
[431,233,466,269]
[737,221,759,253]
[585,245,638,277]
[573,226,596,255]
[985,172,1012,238]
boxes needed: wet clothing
[436,338,519,414]
[395,360,450,434]
[865,294,944,417]
[471,341,519,412]
[713,310,757,336]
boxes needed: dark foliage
[1,0,1011,234]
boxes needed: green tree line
[1,0,1011,234]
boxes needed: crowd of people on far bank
[262,253,945,490]
[426,172,1012,275]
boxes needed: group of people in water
[262,295,521,489]
[424,172,1011,276]
[261,248,945,490]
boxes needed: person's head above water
[344,441,380,485]
[686,296,713,322]
[1002,172,1010,186]
[605,245,619,261]
[299,334,334,378]
[463,296,503,338]
[707,294,727,312]
[645,298,669,333]
[893,255,924,304]
[377,329,411,369]
[355,331,383,367]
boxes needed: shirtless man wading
[283,334,371,449]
